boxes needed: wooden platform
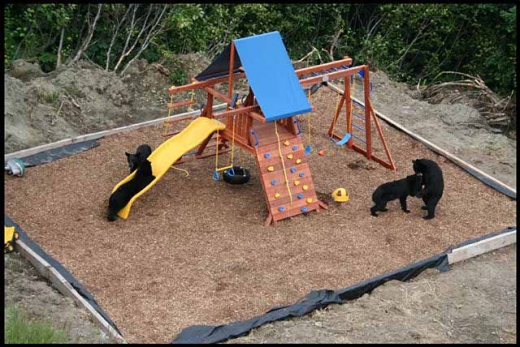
[252,121,327,226]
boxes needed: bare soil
[3,57,516,344]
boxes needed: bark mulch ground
[4,88,516,343]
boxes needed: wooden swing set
[161,39,396,225]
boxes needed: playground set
[111,31,396,226]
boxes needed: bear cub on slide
[107,159,155,221]
[126,144,152,173]
[412,158,444,220]
[370,174,423,217]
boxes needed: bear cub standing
[370,174,422,217]
[412,158,444,220]
[107,159,155,221]
[126,144,152,173]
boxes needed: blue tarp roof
[195,31,311,122]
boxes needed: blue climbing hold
[264,153,271,159]
[290,167,297,173]
[299,172,305,177]
[292,145,298,150]
[301,206,308,212]
[278,206,285,212]
[297,193,304,199]
[271,180,277,186]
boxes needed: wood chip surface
[4,88,516,343]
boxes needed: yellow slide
[111,117,226,219]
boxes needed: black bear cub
[412,158,444,220]
[370,174,422,217]
[107,159,155,221]
[126,144,152,173]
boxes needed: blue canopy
[233,31,311,121]
[195,31,311,122]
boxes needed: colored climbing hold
[268,166,274,172]
[318,149,326,156]
[301,206,308,212]
[292,145,298,150]
[299,172,305,177]
[294,180,300,186]
[297,193,304,199]
[290,167,297,173]
[284,140,290,146]
[296,159,302,164]
[271,180,277,186]
[264,153,271,159]
[287,153,294,159]
[302,184,309,191]
[307,198,313,203]
[278,206,285,212]
[275,193,281,198]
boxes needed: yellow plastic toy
[5,226,19,254]
[332,188,349,203]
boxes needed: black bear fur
[107,159,155,221]
[412,158,444,220]
[370,174,423,217]
[125,144,152,173]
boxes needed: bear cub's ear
[125,152,131,157]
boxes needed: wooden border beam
[447,229,516,264]
[14,239,126,343]
[295,57,353,77]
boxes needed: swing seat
[223,166,250,185]
[333,133,352,146]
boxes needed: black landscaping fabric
[18,140,99,167]
[4,214,123,336]
[4,117,516,344]
[171,252,449,344]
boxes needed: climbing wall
[254,135,326,226]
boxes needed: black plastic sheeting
[171,252,449,344]
[17,140,99,168]
[194,43,242,82]
[4,214,123,336]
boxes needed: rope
[172,166,190,177]
[275,121,293,206]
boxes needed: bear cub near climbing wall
[412,158,444,220]
[126,144,152,173]
[370,174,423,217]
[107,159,155,221]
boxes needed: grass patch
[4,304,69,344]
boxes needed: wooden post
[345,76,353,148]
[363,66,372,159]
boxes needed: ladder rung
[353,134,366,143]
[352,112,365,121]
[168,100,195,109]
[352,123,366,132]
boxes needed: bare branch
[56,27,65,68]
[114,5,154,73]
[69,4,103,65]
[120,5,169,76]
[105,4,132,71]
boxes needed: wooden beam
[15,239,126,343]
[168,72,247,94]
[447,229,516,264]
[299,65,365,87]
[295,57,353,77]
[212,105,261,119]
